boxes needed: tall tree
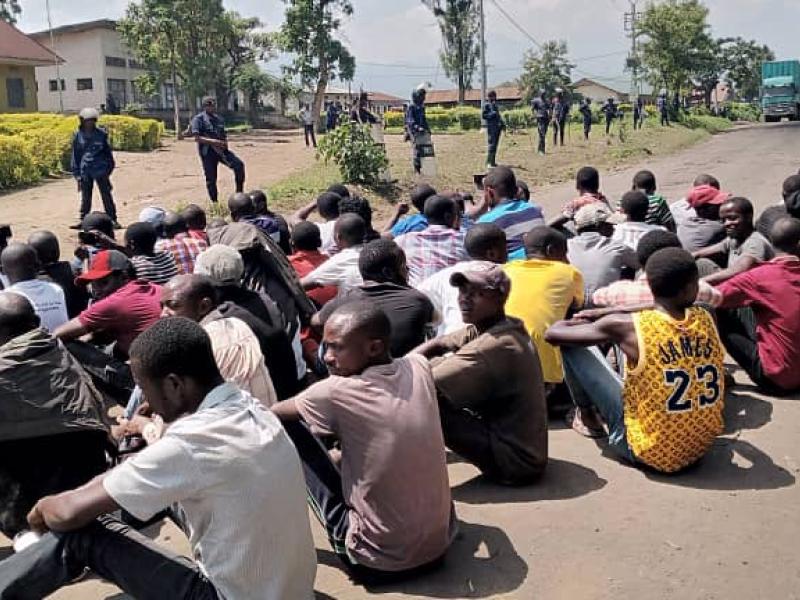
[517,40,574,104]
[279,0,355,128]
[722,37,775,101]
[0,0,20,23]
[425,0,480,105]
[216,13,276,109]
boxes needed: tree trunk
[171,55,182,140]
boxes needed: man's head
[333,213,366,249]
[322,301,391,376]
[202,96,216,114]
[194,245,244,287]
[693,173,720,189]
[124,222,158,256]
[78,107,99,130]
[424,194,459,228]
[76,249,135,300]
[181,204,207,232]
[645,247,699,310]
[720,197,755,240]
[488,90,497,102]
[0,243,39,285]
[636,230,682,267]
[326,183,350,199]
[138,207,167,234]
[358,239,408,286]
[129,317,224,422]
[483,166,517,207]
[410,184,437,213]
[291,221,322,252]
[769,217,800,257]
[620,190,650,223]
[160,274,219,322]
[249,190,269,215]
[339,195,374,229]
[574,203,621,236]
[464,223,507,263]
[162,211,188,238]
[524,226,568,262]
[81,212,114,238]
[450,265,510,329]
[516,180,530,201]
[686,184,729,220]
[228,193,255,222]
[576,166,600,195]
[0,292,40,346]
[27,231,60,266]
[781,174,800,219]
[316,192,342,221]
[632,170,657,195]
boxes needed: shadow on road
[451,458,607,505]
[723,389,773,434]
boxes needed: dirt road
[2,123,800,600]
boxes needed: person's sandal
[567,407,607,439]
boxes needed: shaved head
[323,301,391,376]
[1,243,39,284]
[0,292,39,345]
[162,211,187,238]
[228,193,254,221]
[770,217,800,255]
[160,274,218,322]
[27,231,60,265]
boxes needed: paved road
[6,122,800,600]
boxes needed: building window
[107,78,127,107]
[6,78,25,108]
[76,78,93,91]
[128,59,146,70]
[105,56,127,68]
[48,79,65,92]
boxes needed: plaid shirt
[395,225,469,286]
[155,233,208,274]
[561,192,610,219]
[593,274,718,308]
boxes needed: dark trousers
[583,120,591,140]
[487,130,501,167]
[79,175,117,221]
[200,149,244,203]
[0,515,218,600]
[633,111,642,129]
[552,119,566,146]
[303,124,317,148]
[717,307,787,395]
[536,120,548,154]
[282,421,443,585]
[605,116,614,135]
[660,111,669,126]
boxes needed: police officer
[482,90,505,168]
[405,86,430,174]
[326,102,339,131]
[657,91,669,126]
[69,107,120,229]
[633,96,644,130]
[579,97,593,141]
[351,92,378,125]
[190,96,245,203]
[531,90,551,155]
[602,97,617,135]
[551,89,569,147]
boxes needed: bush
[317,120,389,186]
[726,101,760,122]
[680,114,732,133]
[450,106,481,130]
[0,136,39,190]
[502,108,536,130]
[384,110,404,128]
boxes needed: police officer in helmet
[190,96,245,203]
[531,89,551,155]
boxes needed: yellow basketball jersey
[623,306,725,472]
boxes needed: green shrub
[426,111,453,131]
[680,114,732,133]
[384,110,404,129]
[450,106,481,130]
[502,108,536,130]
[317,120,389,185]
[726,101,760,122]
[0,136,39,189]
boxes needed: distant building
[298,86,404,115]
[572,78,629,103]
[424,85,522,108]
[0,20,60,112]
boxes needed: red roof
[0,20,61,66]
[367,91,404,103]
[425,85,522,104]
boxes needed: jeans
[561,346,635,462]
[486,130,501,166]
[200,149,245,203]
[79,175,117,221]
[303,124,317,148]
[536,120,548,153]
[552,119,566,146]
[605,116,614,135]
[0,515,218,600]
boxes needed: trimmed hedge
[0,113,162,190]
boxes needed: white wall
[574,83,626,104]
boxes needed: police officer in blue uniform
[531,90,551,155]
[633,96,645,130]
[551,89,569,147]
[69,107,120,229]
[190,96,245,203]
[482,90,505,167]
[579,98,593,141]
[405,86,430,174]
[602,97,617,134]
[657,91,669,126]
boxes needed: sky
[16,0,800,99]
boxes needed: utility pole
[45,0,63,113]
[478,0,487,121]
[624,0,640,102]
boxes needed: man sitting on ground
[670,174,727,252]
[756,174,800,238]
[630,169,675,231]
[504,227,584,387]
[700,217,800,394]
[250,190,292,255]
[125,222,180,285]
[154,211,208,274]
[1,243,69,332]
[694,196,774,285]
[383,183,437,237]
[313,239,436,357]
[301,213,366,297]
[28,230,89,318]
[288,222,337,308]
[395,194,468,285]
[339,195,381,244]
[418,223,507,336]
[180,203,209,244]
[0,317,317,599]
[414,267,548,485]
[546,248,725,473]
[272,302,455,584]
[291,191,341,255]
[550,166,610,229]
[612,190,666,250]
[567,204,639,297]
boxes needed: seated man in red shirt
[54,250,162,360]
[701,217,800,394]
[288,222,337,308]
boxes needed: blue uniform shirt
[190,111,227,156]
[405,102,429,134]
[71,127,114,179]
[482,101,505,135]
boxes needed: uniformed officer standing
[190,96,245,203]
[579,98,593,141]
[657,91,669,126]
[602,97,617,135]
[482,90,505,168]
[69,107,120,229]
[351,92,378,124]
[405,86,430,174]
[633,96,645,130]
[551,90,569,147]
[531,90,551,155]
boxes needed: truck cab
[761,61,800,122]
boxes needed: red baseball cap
[75,250,132,285]
[687,185,730,209]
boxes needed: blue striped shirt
[477,200,545,260]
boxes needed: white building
[29,19,183,113]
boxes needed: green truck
[761,60,800,122]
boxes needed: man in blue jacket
[70,108,120,230]
[405,86,430,174]
[482,90,505,168]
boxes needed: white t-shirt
[104,384,316,600]
[317,220,337,255]
[306,245,364,296]
[8,279,69,332]
[611,221,666,250]
[416,260,495,336]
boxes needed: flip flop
[567,407,607,439]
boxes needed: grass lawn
[266,117,730,222]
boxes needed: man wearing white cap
[70,107,120,230]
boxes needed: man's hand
[90,230,117,250]
[27,502,48,535]
[76,179,82,192]
[394,202,410,217]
